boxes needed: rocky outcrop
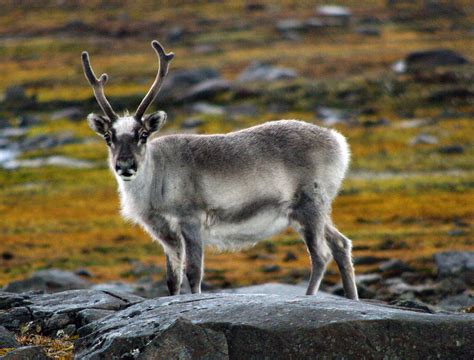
[1,288,472,359]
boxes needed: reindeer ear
[142,111,167,134]
[87,113,111,135]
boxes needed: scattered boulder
[2,269,91,293]
[410,133,438,145]
[0,346,48,360]
[3,85,36,108]
[360,118,389,127]
[437,293,474,312]
[316,107,352,126]
[353,255,389,265]
[0,289,143,333]
[0,325,19,349]
[389,299,441,314]
[161,68,220,101]
[166,26,185,43]
[315,5,351,27]
[50,107,83,121]
[437,144,464,154]
[18,132,81,152]
[283,251,298,262]
[75,292,474,359]
[3,156,94,170]
[355,26,381,36]
[276,19,307,33]
[178,79,231,102]
[354,273,382,286]
[260,264,281,273]
[76,309,116,327]
[238,62,297,83]
[379,259,412,275]
[428,88,473,104]
[226,103,259,118]
[392,49,469,74]
[433,251,474,285]
[190,102,225,116]
[181,117,204,129]
[17,114,40,127]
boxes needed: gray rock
[355,273,382,285]
[75,293,474,359]
[410,133,438,145]
[393,49,469,74]
[316,107,351,125]
[238,62,297,83]
[138,317,228,360]
[389,299,441,314]
[3,269,91,293]
[161,68,220,100]
[438,144,464,154]
[226,103,259,118]
[178,79,231,102]
[166,26,185,43]
[276,19,307,33]
[19,132,81,152]
[3,156,94,170]
[434,251,474,284]
[353,255,389,265]
[0,325,18,349]
[50,107,83,121]
[91,282,137,294]
[0,346,48,360]
[181,117,204,129]
[0,289,143,333]
[437,293,474,312]
[355,26,381,36]
[219,283,314,297]
[76,309,116,327]
[190,102,225,116]
[379,259,412,275]
[17,114,40,127]
[3,86,34,106]
[315,5,351,26]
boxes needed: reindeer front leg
[180,221,203,294]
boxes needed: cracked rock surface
[1,289,473,359]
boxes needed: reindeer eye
[139,131,149,144]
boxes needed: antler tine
[81,51,118,121]
[135,40,175,122]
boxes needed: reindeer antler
[81,52,118,122]
[135,40,175,122]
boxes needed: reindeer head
[82,40,174,181]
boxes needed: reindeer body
[82,41,358,299]
[119,119,347,246]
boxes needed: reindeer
[81,40,358,299]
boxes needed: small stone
[238,62,297,83]
[410,133,438,145]
[379,259,412,275]
[190,102,225,116]
[260,264,281,273]
[178,79,231,102]
[1,345,48,360]
[181,117,204,129]
[0,325,19,349]
[283,251,297,262]
[437,144,464,154]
